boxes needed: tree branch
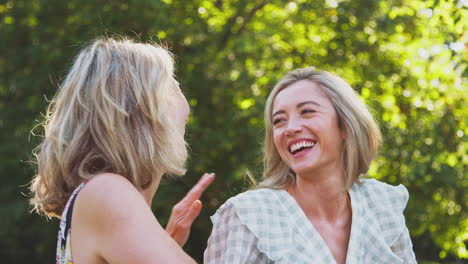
[217,0,267,52]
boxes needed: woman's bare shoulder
[73,173,195,263]
[82,173,137,196]
[75,173,150,229]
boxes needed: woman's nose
[284,119,302,136]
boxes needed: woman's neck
[139,174,162,207]
[292,169,349,223]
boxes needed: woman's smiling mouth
[288,139,316,155]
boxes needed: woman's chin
[290,164,318,177]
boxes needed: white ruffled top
[204,179,417,264]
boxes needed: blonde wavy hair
[30,38,187,217]
[258,67,381,190]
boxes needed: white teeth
[289,141,315,153]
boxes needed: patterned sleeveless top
[56,181,87,264]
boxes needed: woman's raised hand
[166,173,215,246]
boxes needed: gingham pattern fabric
[204,179,417,264]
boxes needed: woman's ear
[340,127,347,141]
[336,115,346,140]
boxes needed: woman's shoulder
[356,178,409,212]
[209,188,295,262]
[82,173,136,192]
[229,187,282,202]
[353,178,411,247]
[74,173,147,230]
[218,188,286,212]
[72,173,193,263]
[211,188,290,224]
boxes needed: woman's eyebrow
[272,110,285,118]
[272,101,321,118]
[297,100,321,108]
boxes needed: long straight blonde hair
[258,67,382,190]
[30,38,187,217]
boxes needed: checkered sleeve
[391,226,417,264]
[361,179,418,263]
[204,201,271,264]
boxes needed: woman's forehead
[273,80,329,108]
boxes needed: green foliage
[0,0,466,262]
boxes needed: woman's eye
[301,109,316,114]
[273,118,284,125]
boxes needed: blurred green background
[0,0,467,263]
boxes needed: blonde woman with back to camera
[205,68,417,263]
[30,38,215,264]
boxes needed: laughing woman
[30,38,214,264]
[204,68,416,264]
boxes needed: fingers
[181,173,215,204]
[171,200,203,247]
[166,173,214,247]
[184,200,203,226]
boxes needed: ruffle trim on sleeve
[358,179,409,247]
[211,189,294,262]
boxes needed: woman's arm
[76,174,196,264]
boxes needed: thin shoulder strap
[60,181,87,249]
